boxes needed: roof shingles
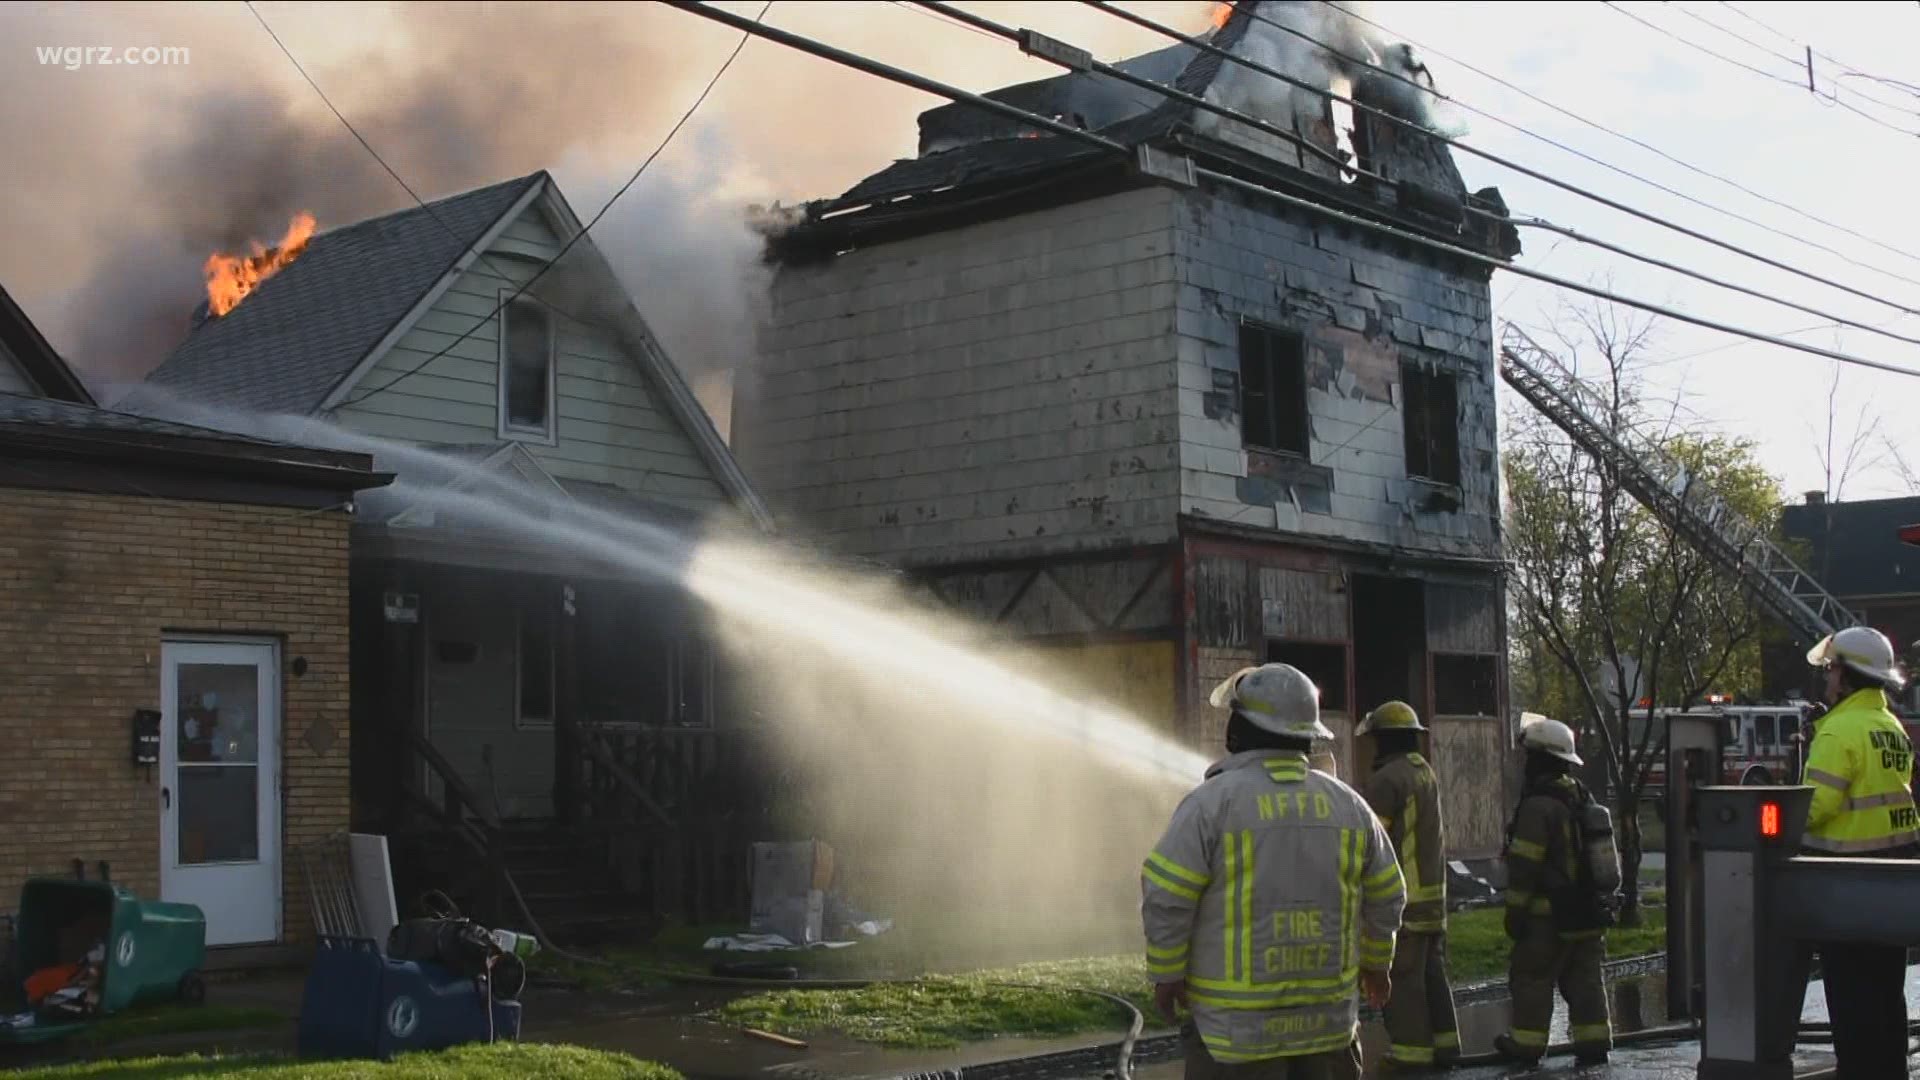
[142,172,543,415]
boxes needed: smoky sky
[0,2,1205,394]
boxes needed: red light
[1902,524,1920,547]
[1760,802,1783,839]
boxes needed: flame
[203,212,316,317]
[1210,1,1235,30]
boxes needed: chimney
[1804,490,1827,507]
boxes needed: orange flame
[1210,1,1235,30]
[203,212,316,317]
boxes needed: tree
[1504,302,1780,920]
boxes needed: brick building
[0,286,387,953]
[737,5,1521,854]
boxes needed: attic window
[499,296,556,441]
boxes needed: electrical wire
[332,1,774,410]
[1665,3,1920,121]
[926,0,1920,348]
[1601,1,1920,139]
[661,2,1920,380]
[1087,1,1920,321]
[1316,1,1920,283]
[1719,1,1920,107]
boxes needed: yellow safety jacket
[1803,688,1919,854]
[1363,751,1448,933]
[1142,750,1405,1063]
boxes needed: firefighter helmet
[1806,626,1906,689]
[1357,700,1426,736]
[1209,663,1334,741]
[1518,713,1583,766]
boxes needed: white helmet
[1807,626,1906,689]
[1518,712,1583,766]
[1209,663,1333,741]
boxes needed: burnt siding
[1170,186,1500,559]
[743,187,1186,566]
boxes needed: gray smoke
[1200,1,1468,141]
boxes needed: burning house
[134,171,776,937]
[737,3,1521,856]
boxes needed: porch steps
[493,823,656,947]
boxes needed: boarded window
[1402,364,1460,484]
[501,298,553,437]
[1267,641,1348,712]
[1433,654,1498,716]
[517,606,554,726]
[1240,323,1309,457]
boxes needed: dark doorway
[1352,575,1428,717]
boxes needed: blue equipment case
[297,936,520,1060]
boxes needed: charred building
[736,3,1522,856]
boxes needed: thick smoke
[3,2,1185,397]
[1201,1,1468,142]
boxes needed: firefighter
[1142,663,1406,1080]
[1493,716,1613,1066]
[1356,701,1459,1072]
[1798,626,1917,1077]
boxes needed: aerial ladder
[1496,323,1860,650]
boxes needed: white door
[160,640,281,946]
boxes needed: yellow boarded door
[1022,640,1179,732]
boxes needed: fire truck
[1637,697,1920,800]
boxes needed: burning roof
[204,213,316,318]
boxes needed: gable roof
[0,283,94,404]
[139,172,772,531]
[143,173,544,415]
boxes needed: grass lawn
[1445,906,1668,985]
[6,1044,680,1080]
[715,956,1151,1049]
[716,909,1670,1049]
[78,1004,288,1046]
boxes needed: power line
[336,2,773,408]
[1310,3,1920,295]
[662,1,1920,381]
[1668,2,1920,121]
[922,0,1920,351]
[1718,2,1920,105]
[1602,2,1920,139]
[1088,0,1920,320]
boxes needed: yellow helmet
[1357,700,1426,736]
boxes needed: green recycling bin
[6,877,205,1036]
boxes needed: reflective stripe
[1223,831,1239,982]
[1189,982,1358,1009]
[1846,791,1913,811]
[1409,884,1446,902]
[1147,852,1210,888]
[1389,1044,1436,1065]
[1802,830,1920,853]
[1143,866,1202,901]
[1505,888,1533,906]
[1403,918,1446,933]
[1148,958,1186,976]
[1434,1031,1460,1050]
[1806,767,1850,790]
[1510,1028,1549,1049]
[1363,860,1402,892]
[1339,827,1358,974]
[1402,793,1422,900]
[1571,1022,1613,1044]
[1507,837,1546,862]
[1146,942,1189,960]
[1241,832,1259,975]
[1188,967,1358,993]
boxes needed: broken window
[516,604,555,727]
[1240,323,1309,457]
[500,297,554,439]
[1267,641,1348,712]
[1401,363,1460,485]
[1433,654,1498,717]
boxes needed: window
[1433,654,1498,716]
[1239,323,1309,457]
[1266,641,1347,712]
[516,607,555,727]
[499,297,555,440]
[1401,364,1461,485]
[1754,713,1777,747]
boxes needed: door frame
[158,635,283,945]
